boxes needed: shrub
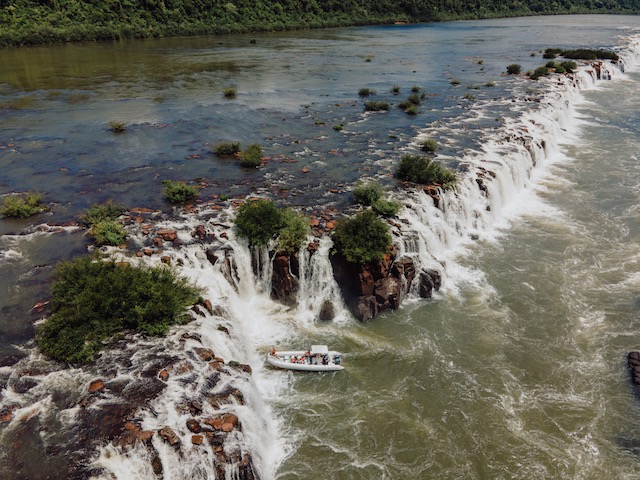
[352,182,383,206]
[398,100,411,110]
[358,87,376,96]
[333,124,343,131]
[372,198,401,217]
[277,208,309,254]
[89,220,127,246]
[396,155,457,188]
[420,138,438,153]
[36,256,201,364]
[163,180,199,203]
[391,85,400,95]
[235,199,285,246]
[407,93,421,105]
[561,60,578,73]
[405,105,418,116]
[411,85,420,93]
[506,64,522,75]
[82,201,125,226]
[240,143,263,168]
[0,192,47,218]
[529,66,549,80]
[213,142,241,156]
[364,101,389,112]
[561,49,619,61]
[545,60,557,68]
[554,65,566,74]
[332,210,391,264]
[223,86,237,98]
[484,81,495,87]
[109,121,126,133]
[450,79,460,85]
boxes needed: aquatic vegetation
[396,154,457,188]
[529,65,550,80]
[391,85,400,94]
[240,143,264,168]
[82,201,125,226]
[506,63,522,74]
[358,87,376,96]
[404,105,419,115]
[89,220,127,246]
[162,180,199,203]
[223,86,237,98]
[407,93,421,105]
[364,100,389,112]
[411,85,420,93]
[0,191,47,218]
[561,48,619,61]
[213,142,241,156]
[450,78,461,85]
[332,210,391,264]
[352,182,401,217]
[108,121,126,133]
[420,138,438,153]
[36,256,201,364]
[333,124,343,131]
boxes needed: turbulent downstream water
[2,14,640,480]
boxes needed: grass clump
[109,121,126,133]
[223,86,237,98]
[420,138,438,153]
[240,144,264,168]
[358,87,376,96]
[36,256,201,364]
[332,210,391,264]
[333,124,343,131]
[407,93,421,105]
[391,85,400,95]
[352,181,401,218]
[404,105,418,116]
[89,220,127,246]
[396,155,457,188]
[213,142,241,156]
[163,180,199,203]
[529,65,550,80]
[561,49,619,61]
[506,63,522,75]
[364,101,389,112]
[82,201,125,226]
[0,192,47,219]
[353,182,384,206]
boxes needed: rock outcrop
[330,250,426,322]
[270,253,299,306]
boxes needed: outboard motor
[334,354,341,365]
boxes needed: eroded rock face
[330,251,429,322]
[271,254,299,306]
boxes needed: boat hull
[265,351,344,372]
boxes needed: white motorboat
[265,345,344,372]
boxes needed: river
[2,14,640,480]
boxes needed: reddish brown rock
[158,426,181,447]
[186,419,202,433]
[203,416,223,430]
[271,254,298,306]
[194,347,216,362]
[160,255,171,265]
[157,229,177,242]
[158,369,170,382]
[191,435,204,445]
[88,380,105,393]
[201,299,214,315]
[30,300,49,314]
[153,236,164,247]
[221,413,239,432]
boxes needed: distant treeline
[0,0,638,46]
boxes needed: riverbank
[1,0,639,47]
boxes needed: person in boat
[271,347,277,357]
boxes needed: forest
[0,0,639,47]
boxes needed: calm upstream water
[3,14,640,480]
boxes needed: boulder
[158,369,169,382]
[158,426,181,448]
[270,253,298,306]
[318,300,335,322]
[194,348,216,362]
[88,380,105,393]
[191,435,204,445]
[418,269,442,298]
[186,419,201,433]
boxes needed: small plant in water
[0,192,47,218]
[162,180,199,203]
[364,101,389,112]
[391,85,400,95]
[506,64,522,75]
[450,78,460,86]
[213,142,241,156]
[240,144,264,168]
[333,124,343,131]
[411,85,420,93]
[420,138,438,153]
[358,87,376,97]
[223,86,237,98]
[109,121,126,133]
